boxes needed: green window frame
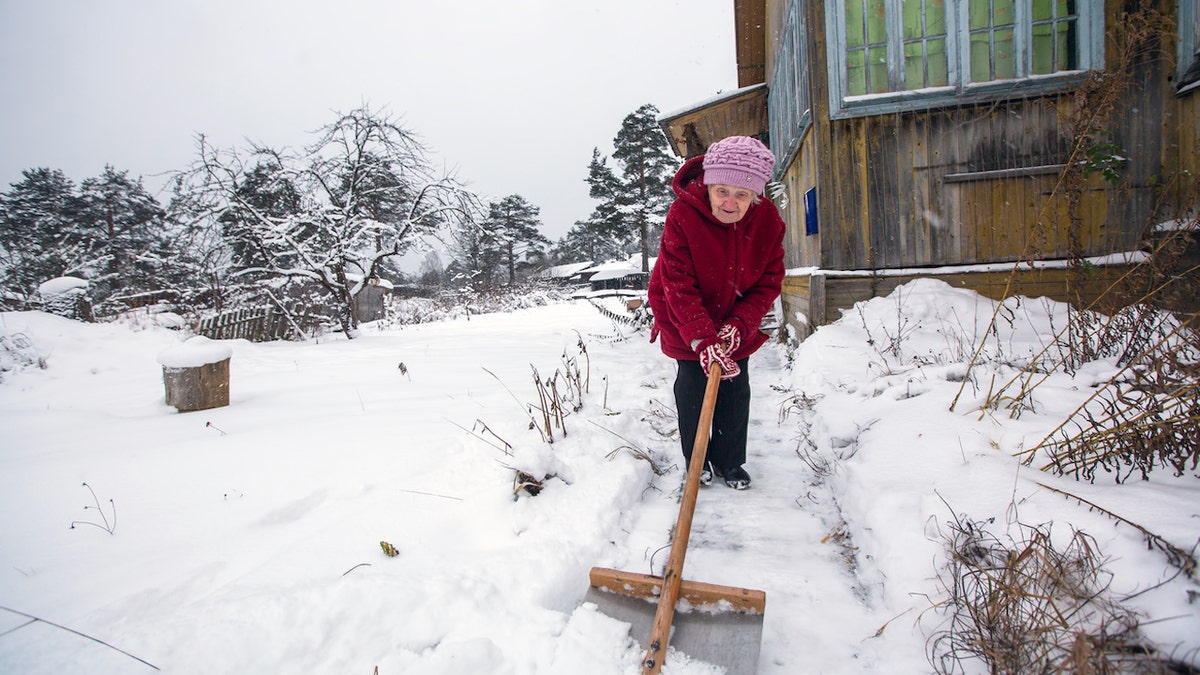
[828,0,1104,117]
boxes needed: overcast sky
[0,0,737,241]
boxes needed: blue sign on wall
[804,187,818,236]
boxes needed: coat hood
[671,155,724,226]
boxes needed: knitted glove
[716,322,741,353]
[698,341,740,380]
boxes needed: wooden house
[660,0,1200,339]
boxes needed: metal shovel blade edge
[584,568,765,675]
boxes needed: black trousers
[673,357,751,474]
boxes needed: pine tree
[485,194,551,285]
[578,104,679,272]
[576,148,632,260]
[552,217,626,264]
[76,166,168,303]
[446,217,501,289]
[0,168,85,300]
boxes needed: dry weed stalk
[949,2,1177,415]
[1034,483,1197,580]
[1019,310,1199,482]
[530,357,588,442]
[936,2,1200,484]
[927,512,1182,675]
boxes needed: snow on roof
[579,255,652,282]
[587,267,641,282]
[541,261,595,279]
[657,82,768,122]
[344,273,395,289]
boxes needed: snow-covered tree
[174,104,478,337]
[0,168,85,301]
[486,194,551,285]
[552,217,627,265]
[75,166,169,305]
[560,148,633,264]
[583,104,679,272]
[1,167,200,313]
[445,217,501,290]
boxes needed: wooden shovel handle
[641,362,722,674]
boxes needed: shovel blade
[585,568,765,674]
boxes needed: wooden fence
[195,307,325,342]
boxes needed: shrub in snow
[0,332,45,380]
[377,284,573,329]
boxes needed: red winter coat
[648,154,786,362]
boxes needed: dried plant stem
[1035,482,1197,579]
[481,366,548,443]
[1015,317,1196,466]
[0,604,159,671]
[70,482,116,535]
[951,3,1171,414]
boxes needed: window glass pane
[1058,16,1078,70]
[867,0,888,44]
[902,0,921,40]
[847,49,867,95]
[845,0,865,48]
[969,31,992,81]
[1032,22,1054,74]
[927,37,948,86]
[995,28,1016,79]
[1032,0,1051,22]
[904,41,922,87]
[969,0,990,30]
[903,40,949,90]
[993,0,1015,28]
[926,0,946,34]
[899,0,947,90]
[1031,1,1078,75]
[868,45,889,93]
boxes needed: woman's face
[707,184,755,224]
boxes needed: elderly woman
[648,135,785,490]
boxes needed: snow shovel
[586,362,766,675]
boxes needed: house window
[828,0,1103,116]
[769,0,813,171]
[968,0,1080,81]
[845,0,949,95]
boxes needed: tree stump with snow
[38,276,94,322]
[158,337,233,412]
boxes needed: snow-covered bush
[0,331,44,380]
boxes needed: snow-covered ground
[1,280,1197,674]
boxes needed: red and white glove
[717,322,741,353]
[698,341,740,380]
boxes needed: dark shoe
[699,461,714,486]
[723,465,751,490]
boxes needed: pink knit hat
[702,135,775,195]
